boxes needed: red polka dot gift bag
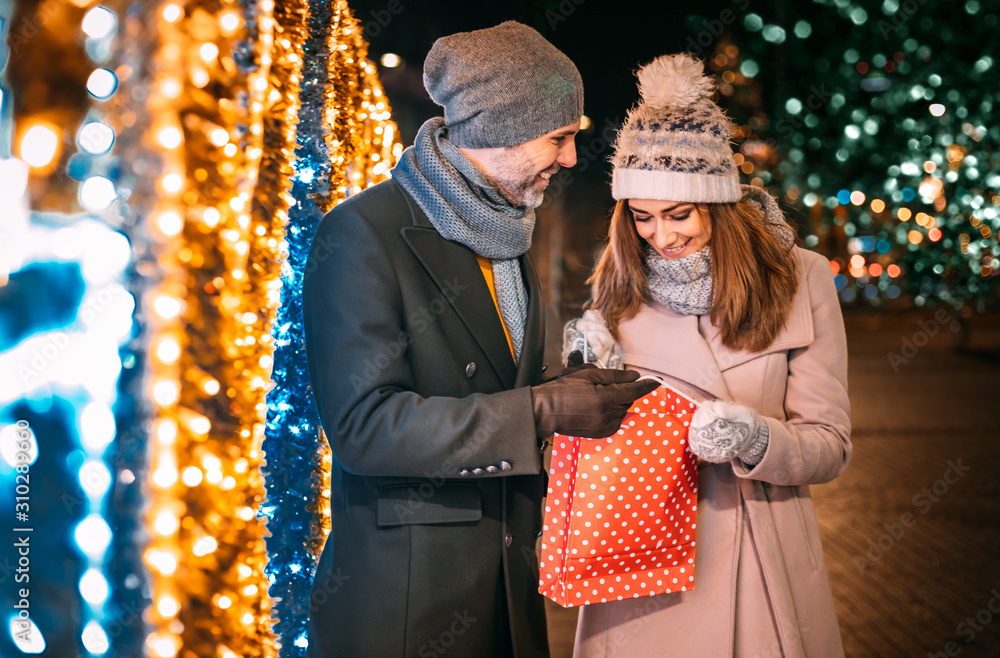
[538,382,698,607]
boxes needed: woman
[565,54,851,657]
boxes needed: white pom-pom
[636,54,714,110]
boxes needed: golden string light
[138,0,294,654]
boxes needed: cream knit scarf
[645,185,796,316]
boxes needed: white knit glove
[562,310,624,369]
[688,400,769,465]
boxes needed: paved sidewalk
[545,311,1000,657]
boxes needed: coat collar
[619,250,814,401]
[618,303,733,401]
[396,182,543,389]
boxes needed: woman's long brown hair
[589,198,799,353]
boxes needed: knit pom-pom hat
[611,53,741,202]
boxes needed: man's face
[463,119,581,208]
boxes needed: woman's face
[629,199,711,260]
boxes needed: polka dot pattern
[539,386,699,607]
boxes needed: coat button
[505,532,513,548]
[541,363,549,372]
[459,469,471,477]
[465,362,477,378]
[486,465,499,473]
[499,460,511,471]
[472,468,485,476]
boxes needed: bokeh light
[86,68,119,99]
[19,124,60,168]
[82,6,117,40]
[79,176,118,211]
[78,122,116,154]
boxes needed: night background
[353,0,1000,321]
[0,0,998,656]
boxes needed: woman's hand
[688,400,769,465]
[562,309,624,369]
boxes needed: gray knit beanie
[611,54,741,202]
[423,21,584,149]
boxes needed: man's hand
[564,349,585,369]
[531,360,660,439]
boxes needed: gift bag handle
[636,374,698,406]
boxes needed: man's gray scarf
[391,117,533,361]
[646,185,796,316]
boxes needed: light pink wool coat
[574,247,851,658]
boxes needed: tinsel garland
[223,0,312,651]
[258,0,330,649]
[260,1,400,655]
[326,0,402,195]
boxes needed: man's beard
[484,146,552,209]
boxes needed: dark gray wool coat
[302,178,550,657]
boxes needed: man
[302,21,657,657]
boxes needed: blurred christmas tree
[695,0,999,312]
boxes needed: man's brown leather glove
[531,363,660,439]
